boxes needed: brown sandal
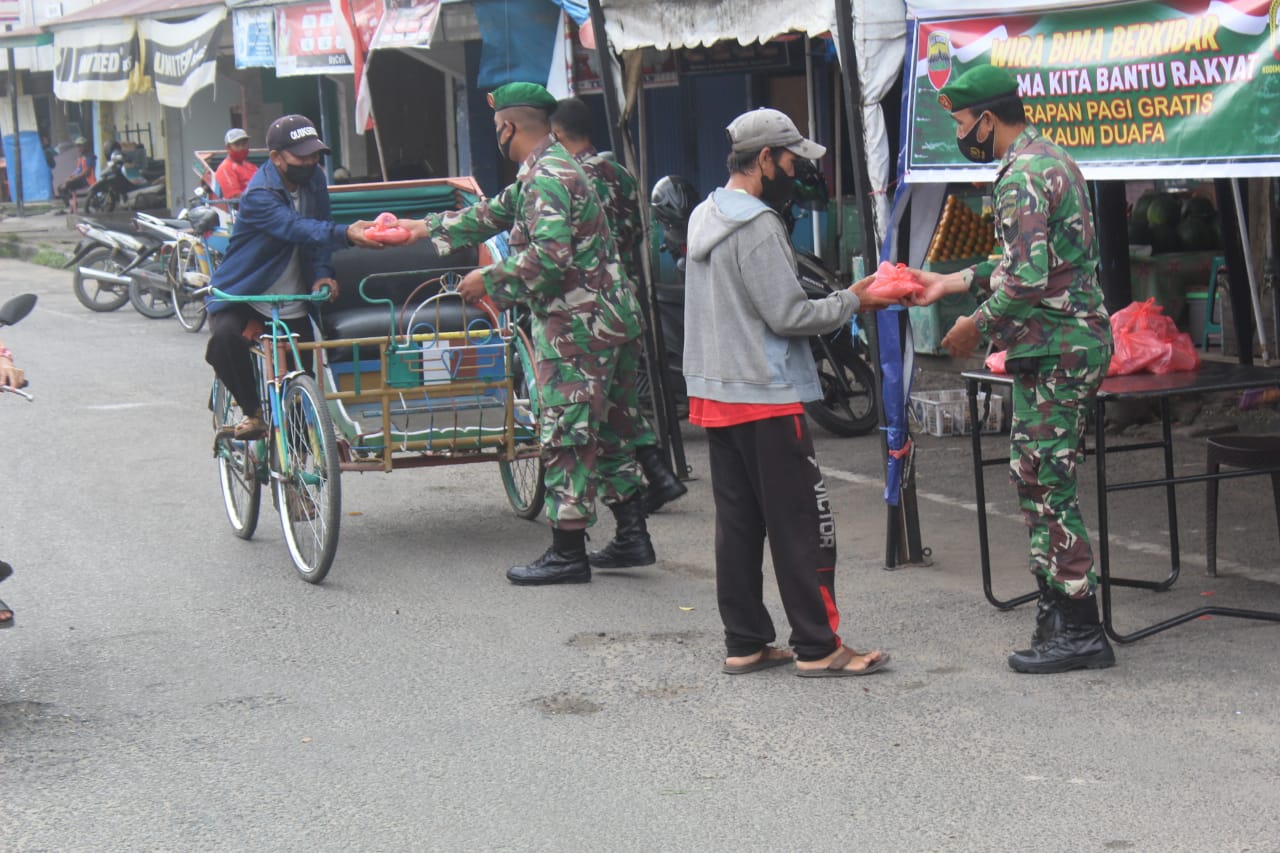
[796,647,890,678]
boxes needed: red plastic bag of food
[1150,330,1201,374]
[1107,298,1200,375]
[365,211,413,245]
[984,350,1007,374]
[866,261,925,300]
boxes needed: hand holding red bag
[365,211,413,245]
[866,261,925,300]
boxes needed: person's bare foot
[795,645,888,676]
[722,646,794,674]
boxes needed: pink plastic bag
[984,350,1007,374]
[1107,299,1200,376]
[866,261,925,300]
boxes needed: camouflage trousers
[536,348,644,529]
[616,338,658,449]
[1009,346,1111,598]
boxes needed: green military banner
[906,0,1280,181]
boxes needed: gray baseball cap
[726,108,826,160]
[224,127,250,146]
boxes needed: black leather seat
[319,239,482,361]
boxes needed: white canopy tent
[597,0,907,247]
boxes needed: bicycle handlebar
[209,286,332,304]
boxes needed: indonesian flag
[334,0,382,133]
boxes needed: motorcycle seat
[157,218,192,231]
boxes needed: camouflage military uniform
[425,135,644,528]
[971,125,1112,598]
[573,147,659,452]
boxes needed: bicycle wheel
[499,330,546,519]
[805,336,879,437]
[211,378,261,539]
[168,242,208,333]
[72,246,131,312]
[129,265,175,319]
[273,374,341,583]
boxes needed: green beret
[938,65,1019,112]
[487,82,557,113]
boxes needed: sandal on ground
[722,646,795,675]
[232,414,268,440]
[795,646,890,678]
[0,560,11,584]
[0,597,13,629]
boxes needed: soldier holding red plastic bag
[907,65,1115,675]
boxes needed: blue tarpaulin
[473,0,563,89]
[3,131,53,203]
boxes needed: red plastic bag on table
[984,350,1007,374]
[365,211,413,245]
[1150,330,1201,374]
[866,261,925,300]
[1106,298,1199,376]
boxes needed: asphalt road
[3,259,1279,852]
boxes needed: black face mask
[957,112,996,164]
[760,159,796,211]
[496,122,515,161]
[283,162,318,186]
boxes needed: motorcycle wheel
[84,187,117,214]
[72,246,131,312]
[805,337,879,437]
[128,264,175,319]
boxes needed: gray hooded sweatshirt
[682,188,859,405]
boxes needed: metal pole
[1231,177,1271,361]
[586,0,625,157]
[805,35,820,259]
[6,26,24,216]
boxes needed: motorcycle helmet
[650,175,698,232]
[186,207,221,235]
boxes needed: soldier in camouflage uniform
[910,65,1116,674]
[393,82,651,585]
[549,97,688,564]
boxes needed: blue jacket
[206,160,350,314]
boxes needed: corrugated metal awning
[50,0,219,29]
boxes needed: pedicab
[210,178,544,584]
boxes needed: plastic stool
[1205,433,1280,576]
[1202,255,1226,349]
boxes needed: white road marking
[824,466,1260,577]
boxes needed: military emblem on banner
[1270,0,1280,61]
[927,32,953,91]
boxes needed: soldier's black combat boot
[588,497,656,569]
[507,528,591,585]
[1009,591,1116,674]
[637,445,687,514]
[1030,573,1065,647]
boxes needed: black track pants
[707,413,842,662]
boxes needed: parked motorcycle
[65,217,166,313]
[648,170,879,437]
[135,190,226,331]
[84,150,166,214]
[0,291,37,630]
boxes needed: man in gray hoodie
[684,108,899,678]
